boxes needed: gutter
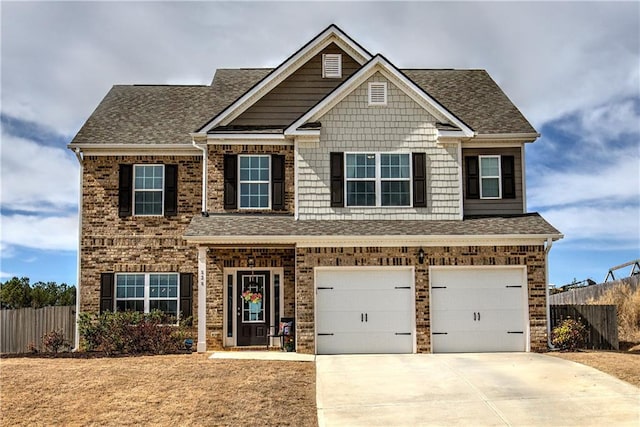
[544,237,555,349]
[192,140,208,214]
[72,148,83,351]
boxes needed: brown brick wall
[204,247,296,350]
[295,245,547,354]
[79,155,202,314]
[206,145,295,214]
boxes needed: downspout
[544,237,554,349]
[72,147,83,351]
[192,140,208,214]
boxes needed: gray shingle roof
[184,213,561,241]
[403,69,537,135]
[71,66,536,145]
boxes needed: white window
[479,155,501,199]
[134,165,164,215]
[115,273,179,318]
[346,153,411,207]
[322,54,342,78]
[368,82,387,105]
[239,155,270,209]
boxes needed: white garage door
[316,268,414,355]
[430,267,528,353]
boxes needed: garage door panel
[430,268,527,353]
[317,289,412,312]
[316,269,414,355]
[431,288,523,310]
[318,332,413,355]
[432,330,526,353]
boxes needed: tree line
[0,277,76,309]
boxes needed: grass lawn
[549,350,640,388]
[0,353,317,426]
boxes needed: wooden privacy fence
[549,275,639,305]
[550,305,618,350]
[1,306,76,354]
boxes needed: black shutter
[224,155,237,210]
[465,156,480,199]
[412,152,427,208]
[179,273,193,319]
[118,165,133,217]
[164,164,178,216]
[100,273,115,313]
[271,155,285,211]
[330,152,344,207]
[501,155,516,199]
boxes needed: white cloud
[0,271,15,280]
[0,214,78,251]
[541,204,639,250]
[0,132,79,213]
[529,152,640,209]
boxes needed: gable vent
[322,54,342,78]
[368,82,387,106]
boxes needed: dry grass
[588,284,640,344]
[550,351,640,388]
[0,353,317,426]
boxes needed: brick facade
[79,155,202,314]
[203,247,296,350]
[206,145,295,214]
[294,245,547,354]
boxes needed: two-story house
[69,25,562,354]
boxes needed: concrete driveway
[316,353,639,426]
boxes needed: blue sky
[1,1,639,287]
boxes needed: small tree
[42,330,69,353]
[552,318,588,351]
[0,277,31,309]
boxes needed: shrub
[78,310,188,355]
[589,284,640,344]
[41,330,69,353]
[552,318,588,351]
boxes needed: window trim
[344,152,412,207]
[368,82,388,106]
[133,164,165,216]
[238,154,272,210]
[322,53,342,78]
[114,272,180,317]
[479,155,502,199]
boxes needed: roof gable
[198,24,372,133]
[286,55,474,137]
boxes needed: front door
[237,271,270,346]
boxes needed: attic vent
[368,82,387,106]
[322,54,342,78]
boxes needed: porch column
[197,247,207,353]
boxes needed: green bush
[552,318,588,351]
[78,310,188,355]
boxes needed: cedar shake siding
[297,73,460,220]
[229,43,361,127]
[462,147,524,216]
[79,155,202,315]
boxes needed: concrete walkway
[208,351,315,362]
[316,353,640,426]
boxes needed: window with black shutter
[224,155,238,209]
[164,164,178,216]
[501,156,516,199]
[330,152,344,207]
[179,273,193,320]
[118,165,133,217]
[271,155,285,210]
[412,152,427,208]
[465,156,480,199]
[100,273,115,313]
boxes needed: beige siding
[297,73,461,220]
[230,43,361,127]
[462,147,524,215]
